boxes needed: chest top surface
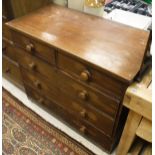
[6,4,150,83]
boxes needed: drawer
[26,85,114,152]
[58,53,127,99]
[16,48,119,118]
[10,30,56,65]
[2,55,23,88]
[2,38,17,62]
[21,68,115,136]
[3,21,12,40]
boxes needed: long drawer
[15,48,120,118]
[10,30,56,65]
[21,67,115,136]
[26,85,114,152]
[2,55,24,89]
[58,52,127,99]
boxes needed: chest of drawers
[5,4,150,153]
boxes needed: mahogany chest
[5,4,150,153]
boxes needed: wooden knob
[34,80,41,89]
[80,70,91,81]
[26,43,34,52]
[5,67,10,73]
[38,98,44,104]
[80,110,87,118]
[80,126,86,134]
[79,90,88,100]
[29,62,36,70]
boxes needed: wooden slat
[128,138,144,155]
[120,69,152,155]
[116,111,142,155]
[143,144,152,155]
[124,68,152,120]
[139,69,152,88]
[136,118,152,143]
[124,96,152,121]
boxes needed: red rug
[2,89,94,155]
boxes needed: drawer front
[2,39,17,62]
[26,85,113,152]
[10,30,56,65]
[58,53,126,99]
[16,48,119,118]
[3,22,12,40]
[21,68,115,136]
[2,55,23,88]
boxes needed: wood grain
[117,68,152,155]
[26,85,114,152]
[4,3,151,153]
[136,118,152,143]
[15,47,120,118]
[21,67,115,136]
[123,68,152,121]
[116,111,142,155]
[6,4,150,82]
[11,30,56,65]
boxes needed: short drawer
[2,55,23,89]
[21,68,115,136]
[2,39,17,62]
[26,85,114,152]
[16,49,119,118]
[58,52,127,99]
[10,30,56,65]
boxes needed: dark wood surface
[11,30,56,65]
[58,52,127,98]
[2,41,17,62]
[26,85,114,152]
[2,55,24,89]
[15,47,120,118]
[6,4,150,82]
[4,3,150,153]
[21,67,115,136]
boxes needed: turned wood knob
[5,67,10,73]
[79,90,88,100]
[80,70,91,81]
[26,43,34,52]
[80,109,87,118]
[38,98,44,104]
[29,62,36,70]
[80,126,86,134]
[34,80,41,89]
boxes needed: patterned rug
[2,89,94,155]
